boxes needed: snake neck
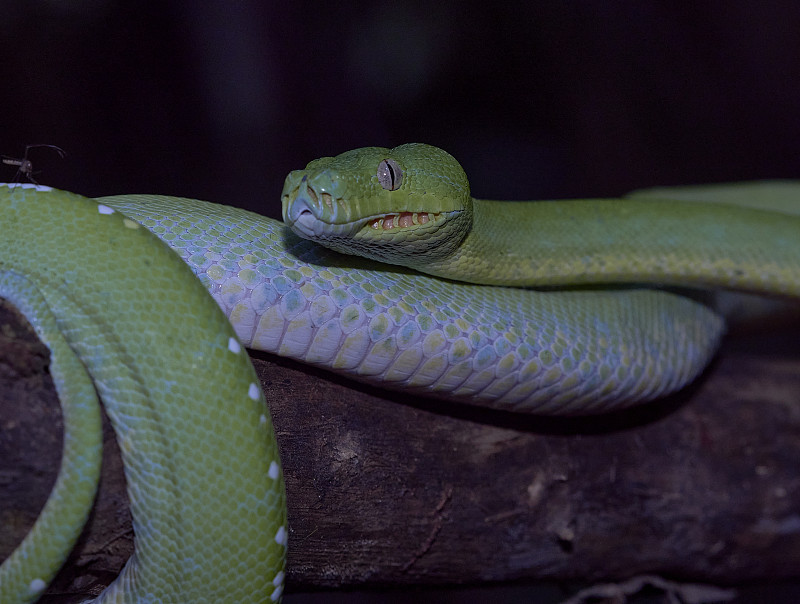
[407,197,549,285]
[412,197,800,297]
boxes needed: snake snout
[283,194,322,239]
[284,183,348,242]
[285,194,313,224]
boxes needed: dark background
[2,1,798,217]
[3,2,799,602]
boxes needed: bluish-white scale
[101,194,722,414]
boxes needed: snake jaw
[287,204,444,241]
[283,175,446,240]
[368,211,438,230]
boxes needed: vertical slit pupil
[378,159,402,190]
[386,162,396,188]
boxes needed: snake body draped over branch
[1,143,798,602]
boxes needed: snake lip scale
[282,184,447,240]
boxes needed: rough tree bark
[0,299,799,602]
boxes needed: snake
[0,143,798,602]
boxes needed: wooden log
[1,299,799,601]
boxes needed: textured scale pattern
[4,162,798,603]
[436,196,800,290]
[0,185,286,603]
[101,194,725,415]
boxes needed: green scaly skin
[0,184,286,603]
[281,144,800,295]
[1,143,798,602]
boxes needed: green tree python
[0,143,798,602]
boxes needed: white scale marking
[228,337,241,354]
[274,525,287,546]
[248,383,260,400]
[270,571,285,601]
[29,578,46,594]
[97,204,115,215]
[268,460,280,479]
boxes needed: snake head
[281,143,473,268]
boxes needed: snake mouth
[367,211,440,231]
[292,211,444,240]
[283,176,449,241]
[286,190,446,241]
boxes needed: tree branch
[1,300,799,601]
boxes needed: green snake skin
[1,143,798,602]
[281,144,800,293]
[0,184,286,603]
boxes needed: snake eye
[377,158,403,191]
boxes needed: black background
[3,1,798,215]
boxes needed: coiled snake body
[1,144,798,602]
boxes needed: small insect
[2,144,66,184]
